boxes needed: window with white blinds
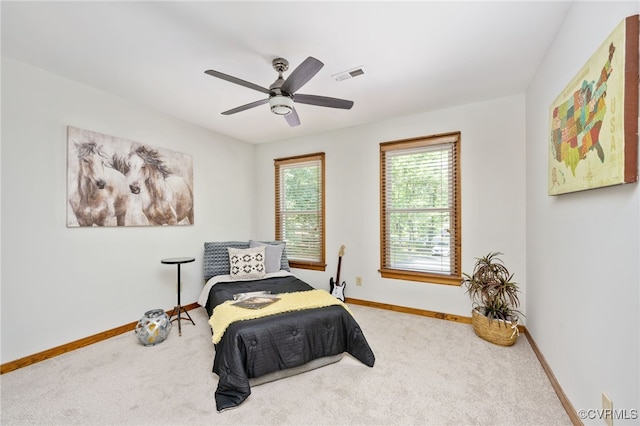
[380,132,461,285]
[275,153,326,271]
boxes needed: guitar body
[329,245,346,302]
[330,277,346,302]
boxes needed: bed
[197,241,375,411]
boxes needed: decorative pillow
[249,240,284,273]
[203,241,249,280]
[228,246,266,280]
[255,240,291,272]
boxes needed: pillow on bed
[249,240,284,273]
[228,246,266,280]
[253,240,291,272]
[204,241,249,280]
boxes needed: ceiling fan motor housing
[269,59,293,115]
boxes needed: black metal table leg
[161,257,196,337]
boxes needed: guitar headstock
[338,244,346,257]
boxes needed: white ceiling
[2,1,572,144]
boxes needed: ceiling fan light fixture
[269,95,293,115]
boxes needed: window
[275,153,326,271]
[379,132,461,285]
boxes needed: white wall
[526,2,640,422]
[254,94,527,320]
[1,58,256,363]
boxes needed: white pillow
[249,240,284,273]
[228,246,266,280]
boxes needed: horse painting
[126,146,194,225]
[69,142,129,226]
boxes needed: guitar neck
[335,256,343,285]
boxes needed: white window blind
[380,133,461,285]
[275,153,325,269]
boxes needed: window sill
[289,261,327,272]
[379,268,461,286]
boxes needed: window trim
[379,132,461,286]
[274,152,326,271]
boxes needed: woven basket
[471,309,519,346]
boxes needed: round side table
[161,257,196,336]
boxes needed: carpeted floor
[0,304,571,425]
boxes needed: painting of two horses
[67,126,194,227]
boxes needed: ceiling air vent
[332,66,364,81]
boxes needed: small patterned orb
[135,309,172,346]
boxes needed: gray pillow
[255,240,290,272]
[203,241,249,280]
[249,240,284,273]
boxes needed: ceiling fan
[205,57,354,127]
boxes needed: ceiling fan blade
[205,70,271,95]
[221,98,269,115]
[280,57,323,94]
[284,108,301,127]
[294,94,354,110]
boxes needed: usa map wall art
[67,126,194,227]
[548,15,638,195]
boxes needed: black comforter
[204,275,375,411]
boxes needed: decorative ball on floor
[134,309,172,346]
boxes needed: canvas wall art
[67,126,194,227]
[548,15,638,195]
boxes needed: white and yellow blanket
[209,289,350,344]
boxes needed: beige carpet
[0,304,571,425]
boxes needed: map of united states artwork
[548,15,638,195]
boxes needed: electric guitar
[329,245,346,302]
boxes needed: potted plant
[461,252,523,346]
